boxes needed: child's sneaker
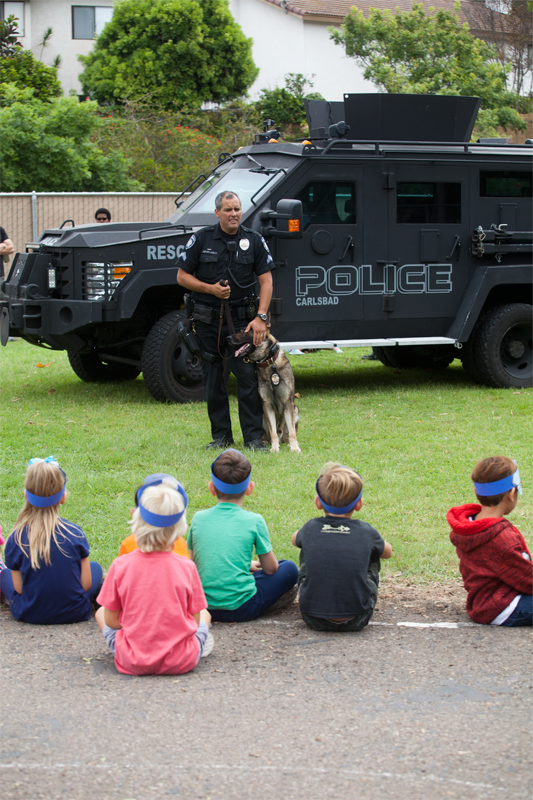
[201,631,215,658]
[266,585,298,613]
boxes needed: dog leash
[217,283,236,360]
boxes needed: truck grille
[81,262,132,300]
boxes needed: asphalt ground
[1,581,531,800]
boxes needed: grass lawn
[1,341,531,582]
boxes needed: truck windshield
[178,167,284,215]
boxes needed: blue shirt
[5,519,91,624]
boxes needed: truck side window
[296,182,356,230]
[480,171,532,198]
[397,182,461,224]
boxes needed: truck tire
[141,310,205,403]
[462,303,533,389]
[372,346,396,368]
[384,345,455,371]
[68,350,140,382]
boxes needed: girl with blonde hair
[0,457,102,624]
[96,476,213,675]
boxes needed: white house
[227,0,375,99]
[1,0,114,96]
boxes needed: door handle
[339,236,354,262]
[446,235,461,261]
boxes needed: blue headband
[26,457,67,508]
[474,463,522,497]
[316,480,363,515]
[137,478,188,528]
[211,449,251,495]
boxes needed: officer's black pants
[195,319,263,443]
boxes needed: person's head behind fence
[95,208,111,223]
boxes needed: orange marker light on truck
[288,219,300,232]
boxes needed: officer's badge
[270,370,280,387]
[185,234,196,249]
[239,238,250,251]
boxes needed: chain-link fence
[0,192,181,264]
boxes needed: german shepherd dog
[229,330,301,453]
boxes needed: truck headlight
[82,262,133,300]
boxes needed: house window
[397,183,461,224]
[1,2,25,36]
[484,0,510,13]
[296,182,356,230]
[72,6,113,39]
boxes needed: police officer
[177,191,273,450]
[0,224,14,279]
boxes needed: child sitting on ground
[448,456,532,626]
[96,477,213,675]
[292,462,392,632]
[118,473,189,559]
[188,449,298,622]
[0,457,103,624]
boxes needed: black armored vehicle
[1,94,532,400]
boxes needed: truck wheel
[463,303,533,389]
[141,311,205,403]
[372,346,396,368]
[385,345,455,370]
[67,350,140,382]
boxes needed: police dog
[229,330,301,453]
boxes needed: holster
[176,317,202,359]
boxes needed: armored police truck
[1,94,531,401]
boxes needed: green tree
[0,46,62,104]
[79,0,258,110]
[254,73,324,135]
[0,84,143,191]
[330,2,525,137]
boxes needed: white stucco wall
[14,0,113,97]
[228,0,376,101]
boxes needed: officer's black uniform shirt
[178,223,274,309]
[0,226,9,244]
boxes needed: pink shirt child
[97,550,206,675]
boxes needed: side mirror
[261,199,303,239]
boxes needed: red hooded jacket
[447,504,532,624]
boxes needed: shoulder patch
[260,236,271,253]
[186,234,196,249]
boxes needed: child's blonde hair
[130,483,187,552]
[317,462,362,508]
[11,460,70,569]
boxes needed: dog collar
[136,478,188,528]
[316,481,363,515]
[256,342,280,368]
[473,463,522,497]
[211,449,251,494]
[26,457,67,507]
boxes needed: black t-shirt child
[295,516,385,618]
